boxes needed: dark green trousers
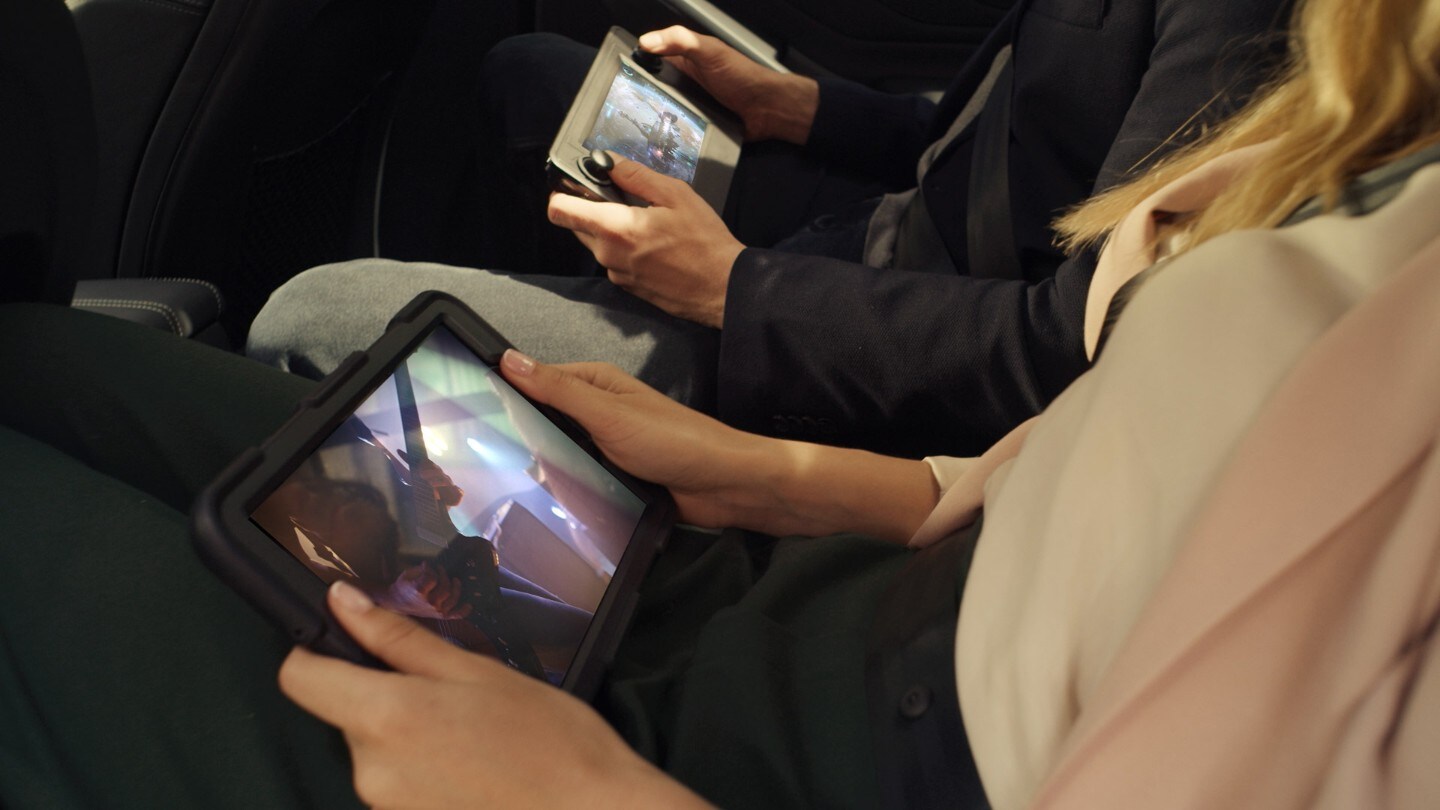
[0,304,355,809]
[0,305,935,809]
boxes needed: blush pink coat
[916,145,1440,807]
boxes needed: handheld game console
[546,27,742,213]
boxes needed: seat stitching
[150,277,224,312]
[72,298,183,335]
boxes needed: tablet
[192,292,674,699]
[547,26,742,212]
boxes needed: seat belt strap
[965,55,1022,280]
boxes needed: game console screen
[250,326,646,685]
[584,63,706,184]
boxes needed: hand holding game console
[547,28,740,213]
[279,582,710,809]
[636,25,819,145]
[547,156,742,328]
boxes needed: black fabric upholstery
[70,0,213,282]
[0,0,99,306]
[85,0,437,339]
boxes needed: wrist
[753,439,832,536]
[574,742,711,810]
[679,427,937,542]
[610,761,713,810]
[677,429,797,532]
[756,441,938,542]
[703,241,744,328]
[756,74,819,145]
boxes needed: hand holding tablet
[193,292,675,699]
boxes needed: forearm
[498,355,937,545]
[705,431,938,543]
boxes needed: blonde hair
[1055,0,1440,256]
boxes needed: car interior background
[4,0,1016,346]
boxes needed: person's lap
[0,305,914,808]
[245,261,723,411]
[0,450,902,809]
[0,423,361,810]
[0,305,352,806]
[0,304,313,510]
[602,528,912,808]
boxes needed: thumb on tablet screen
[325,581,492,681]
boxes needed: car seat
[0,0,99,308]
[70,0,438,341]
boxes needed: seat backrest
[69,0,212,292]
[0,0,99,306]
[73,0,436,338]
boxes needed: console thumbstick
[631,46,664,74]
[581,149,615,185]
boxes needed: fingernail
[638,32,660,50]
[330,580,374,613]
[502,349,536,376]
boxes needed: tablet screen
[583,62,706,184]
[249,325,645,684]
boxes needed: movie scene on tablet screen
[249,326,645,684]
[584,64,705,184]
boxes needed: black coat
[716,0,1293,458]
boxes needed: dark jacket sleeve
[719,246,1092,459]
[715,0,1293,459]
[804,77,937,187]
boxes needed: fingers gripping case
[192,292,674,699]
